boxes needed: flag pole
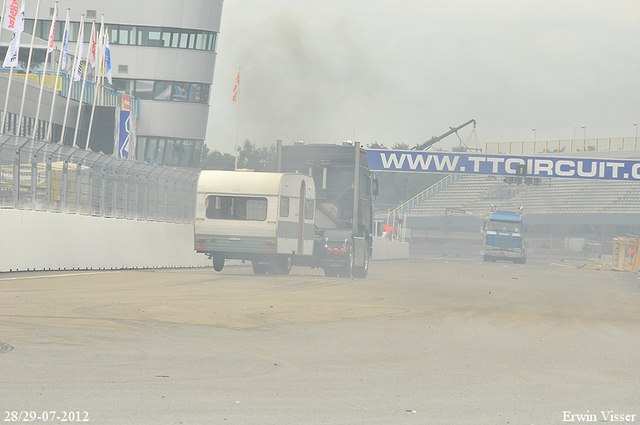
[72,19,94,148]
[34,0,57,139]
[0,0,12,133]
[17,0,41,137]
[45,7,69,141]
[1,0,25,135]
[60,13,83,145]
[234,67,240,170]
[98,30,107,104]
[86,15,104,150]
[0,0,8,33]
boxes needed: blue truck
[482,206,526,264]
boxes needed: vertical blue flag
[103,33,112,84]
[61,25,69,68]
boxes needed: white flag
[3,30,22,67]
[2,0,23,33]
[2,1,24,68]
[73,25,84,81]
[89,27,96,68]
[47,7,57,53]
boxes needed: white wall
[0,210,210,272]
[371,237,410,261]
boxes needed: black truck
[277,140,377,278]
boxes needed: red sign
[121,94,131,111]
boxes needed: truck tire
[324,267,338,277]
[278,255,292,275]
[268,255,292,275]
[338,251,353,278]
[352,244,369,278]
[213,255,225,272]
[252,262,268,274]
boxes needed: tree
[200,144,235,170]
[392,142,410,150]
[237,140,277,171]
[367,141,387,149]
[200,140,278,171]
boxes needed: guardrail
[386,174,457,217]
[0,135,198,223]
[484,137,639,155]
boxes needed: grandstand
[396,170,640,243]
[404,174,640,216]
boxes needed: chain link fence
[0,135,199,223]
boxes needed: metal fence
[0,135,199,223]
[484,137,640,155]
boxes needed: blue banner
[118,110,131,158]
[366,149,640,181]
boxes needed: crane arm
[411,119,476,151]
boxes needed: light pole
[634,122,637,139]
[582,125,586,140]
[532,127,536,141]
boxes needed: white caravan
[194,170,316,274]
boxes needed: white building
[2,0,223,168]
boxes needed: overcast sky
[205,0,640,153]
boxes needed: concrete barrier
[371,237,410,260]
[0,210,210,272]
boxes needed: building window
[136,137,203,168]
[118,25,136,45]
[153,81,172,101]
[113,78,211,104]
[25,20,219,52]
[133,80,154,100]
[172,83,190,102]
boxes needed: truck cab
[278,141,377,278]
[482,205,526,264]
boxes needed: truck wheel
[483,255,489,262]
[279,255,292,275]
[338,252,353,278]
[267,255,292,275]
[252,262,267,274]
[213,255,225,272]
[324,268,338,277]
[352,245,369,278]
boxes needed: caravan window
[280,197,290,218]
[205,196,267,221]
[304,200,314,220]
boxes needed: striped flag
[73,24,84,81]
[232,69,240,103]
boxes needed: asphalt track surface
[1,257,639,424]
